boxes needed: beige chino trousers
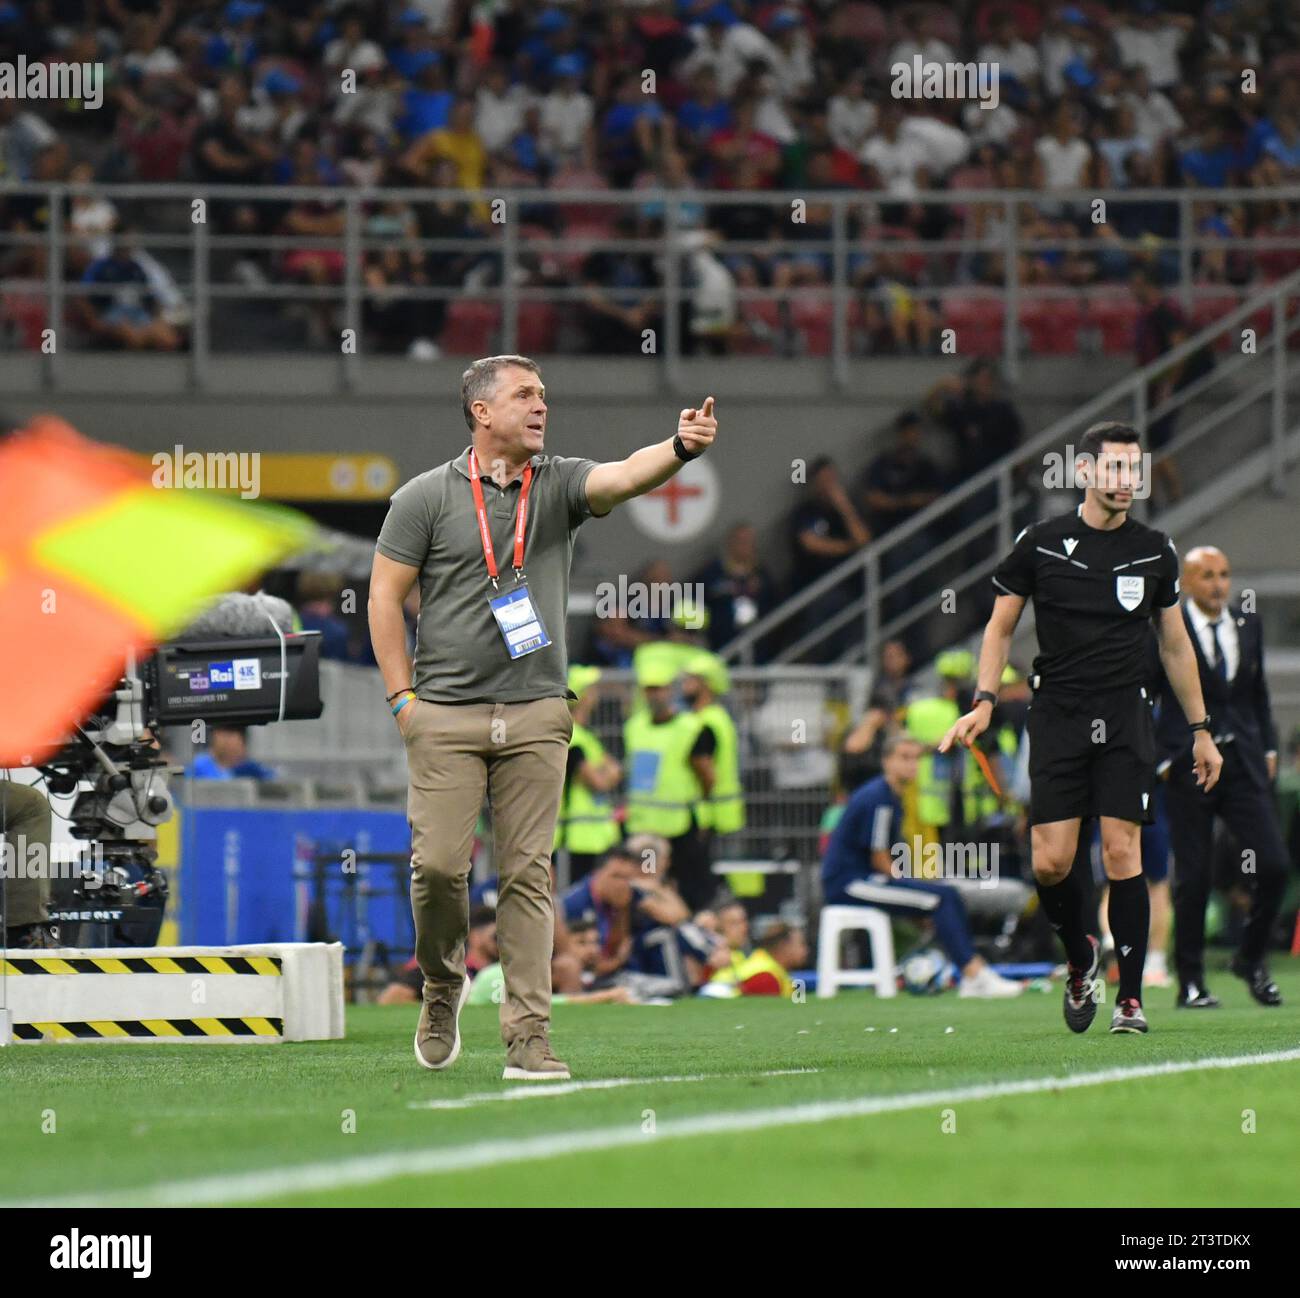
[401,694,571,1044]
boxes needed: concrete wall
[2,353,1133,586]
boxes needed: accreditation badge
[487,582,551,659]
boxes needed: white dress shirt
[1186,599,1239,683]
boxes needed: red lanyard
[468,450,532,587]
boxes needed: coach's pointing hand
[677,395,717,455]
[937,703,990,754]
[1192,730,1223,792]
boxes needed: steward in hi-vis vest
[554,665,622,882]
[681,651,745,836]
[623,653,714,912]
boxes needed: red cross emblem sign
[627,455,718,541]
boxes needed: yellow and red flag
[0,416,316,765]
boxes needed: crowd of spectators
[3,1,1300,357]
[377,835,811,1004]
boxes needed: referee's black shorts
[1026,684,1157,826]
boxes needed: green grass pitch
[3,957,1299,1207]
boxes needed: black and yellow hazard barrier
[13,1018,283,1040]
[1,955,282,976]
[3,943,343,1044]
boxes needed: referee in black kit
[1154,545,1287,1009]
[940,423,1222,1035]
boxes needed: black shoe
[1176,982,1221,1009]
[1110,997,1149,1034]
[1064,934,1101,1033]
[1229,956,1282,1007]
[4,922,61,949]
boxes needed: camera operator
[1,777,59,948]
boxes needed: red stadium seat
[1021,296,1082,355]
[915,3,962,47]
[1083,290,1139,356]
[973,1,1044,42]
[441,301,500,355]
[942,294,1004,356]
[550,167,615,230]
[736,299,782,354]
[828,2,888,45]
[1191,293,1240,353]
[517,302,559,353]
[791,299,833,355]
[1,294,48,350]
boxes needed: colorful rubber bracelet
[391,692,417,716]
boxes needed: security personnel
[905,651,1011,842]
[1154,546,1287,1008]
[553,665,622,882]
[681,651,745,839]
[623,656,714,911]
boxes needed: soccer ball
[900,948,951,995]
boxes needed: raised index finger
[702,396,715,418]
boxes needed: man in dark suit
[1154,546,1287,1008]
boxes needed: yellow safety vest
[732,947,793,998]
[553,722,621,854]
[623,710,702,837]
[708,948,750,986]
[910,700,1019,829]
[690,701,745,834]
[906,696,961,827]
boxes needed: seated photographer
[1,778,58,948]
[187,725,276,780]
[561,843,712,997]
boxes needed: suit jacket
[1153,601,1278,790]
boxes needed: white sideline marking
[407,1068,820,1110]
[13,1048,1300,1207]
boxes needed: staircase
[722,269,1300,682]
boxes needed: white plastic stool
[816,905,897,998]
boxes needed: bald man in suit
[1152,547,1287,1008]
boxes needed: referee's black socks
[1035,869,1093,971]
[1107,874,1149,1003]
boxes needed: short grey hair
[461,355,541,431]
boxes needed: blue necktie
[1209,620,1228,682]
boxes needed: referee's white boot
[958,964,1024,998]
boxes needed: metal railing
[721,266,1300,666]
[235,660,871,867]
[4,181,1300,391]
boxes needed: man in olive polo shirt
[368,354,717,1079]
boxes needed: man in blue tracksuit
[821,733,1021,998]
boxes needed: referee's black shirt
[992,505,1180,697]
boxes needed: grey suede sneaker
[503,1026,571,1081]
[414,977,470,1071]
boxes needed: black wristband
[972,690,998,709]
[385,687,413,701]
[1189,716,1211,733]
[672,433,701,462]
